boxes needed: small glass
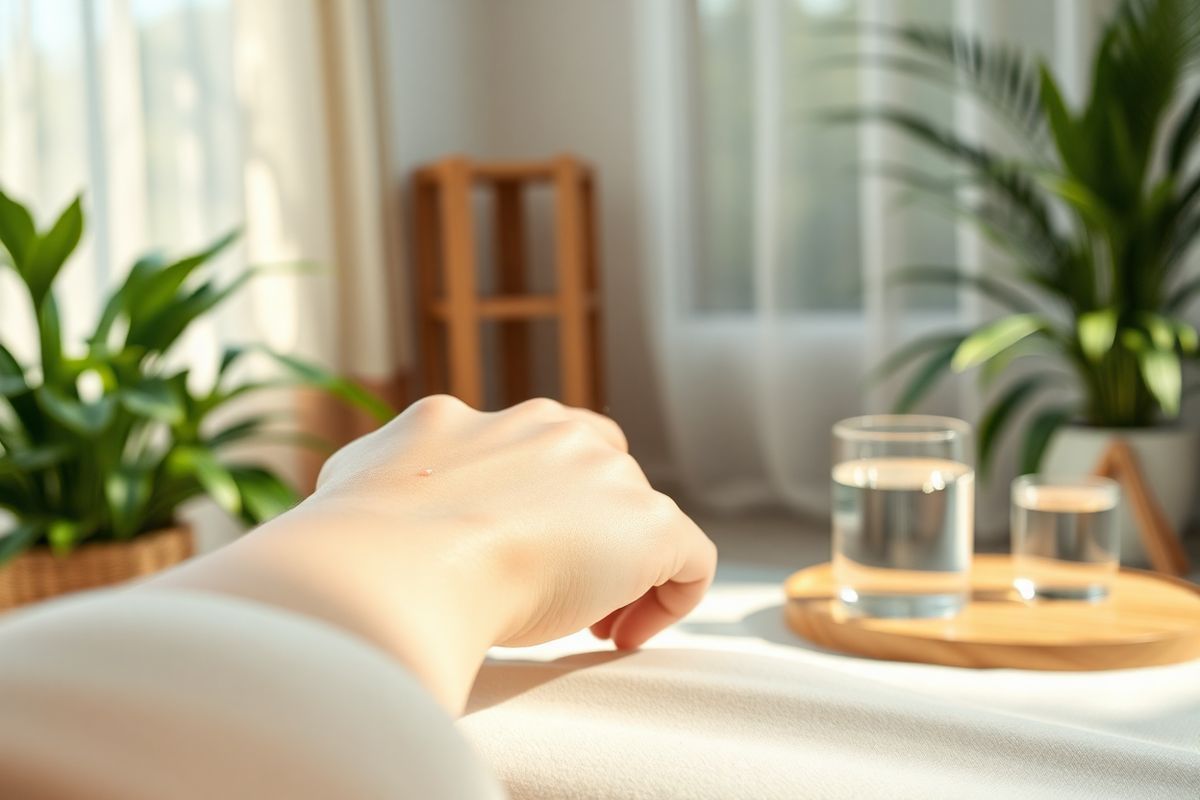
[1011,474,1120,601]
[831,415,975,619]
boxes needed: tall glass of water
[1011,475,1120,601]
[832,415,975,618]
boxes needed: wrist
[146,494,516,714]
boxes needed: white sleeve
[0,589,505,800]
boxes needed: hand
[314,395,717,649]
[147,396,717,712]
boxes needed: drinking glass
[1011,474,1120,601]
[831,415,975,618]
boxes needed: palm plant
[841,0,1200,476]
[0,191,391,565]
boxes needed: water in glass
[1011,478,1119,601]
[832,455,974,618]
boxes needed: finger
[611,527,717,650]
[610,576,712,651]
[589,606,625,640]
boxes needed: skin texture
[146,396,718,713]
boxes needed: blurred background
[1,0,1194,550]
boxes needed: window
[688,0,965,314]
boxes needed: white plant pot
[1040,425,1197,566]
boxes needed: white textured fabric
[0,590,504,800]
[463,520,1200,799]
[465,649,1199,800]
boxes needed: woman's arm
[0,396,715,798]
[146,395,718,713]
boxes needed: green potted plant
[852,0,1200,561]
[0,190,391,607]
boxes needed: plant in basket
[0,190,392,607]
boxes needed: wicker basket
[0,526,194,611]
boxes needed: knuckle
[604,419,630,451]
[551,418,594,443]
[515,397,563,418]
[643,489,681,521]
[406,394,467,419]
[599,450,644,480]
[315,455,338,488]
[535,418,603,456]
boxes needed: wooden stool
[412,155,603,410]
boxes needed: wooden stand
[412,155,603,410]
[1092,439,1190,577]
[784,555,1200,670]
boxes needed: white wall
[382,0,488,174]
[382,0,672,475]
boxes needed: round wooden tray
[784,555,1200,670]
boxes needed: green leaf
[37,293,63,382]
[1019,406,1073,474]
[255,348,393,422]
[979,336,1056,388]
[90,253,168,348]
[217,345,247,381]
[229,466,298,524]
[889,265,1035,312]
[205,413,288,448]
[1104,103,1143,196]
[23,196,83,308]
[119,378,185,425]
[127,273,252,354]
[0,189,36,268]
[882,24,1048,142]
[1139,312,1177,351]
[1037,65,1090,182]
[47,519,84,557]
[894,339,961,413]
[828,106,1061,262]
[868,331,969,383]
[130,230,240,324]
[1077,309,1118,362]
[1168,88,1200,172]
[1121,328,1149,352]
[0,444,72,473]
[35,387,117,434]
[952,314,1048,372]
[0,343,26,397]
[1136,347,1182,418]
[1174,320,1199,354]
[0,522,40,566]
[1166,266,1200,314]
[1033,171,1112,229]
[168,446,241,516]
[979,376,1051,476]
[47,520,83,556]
[105,467,153,539]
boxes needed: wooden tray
[784,555,1200,670]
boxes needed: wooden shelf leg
[439,159,485,408]
[582,172,604,411]
[495,182,531,406]
[414,179,445,395]
[553,157,592,409]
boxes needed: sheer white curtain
[635,0,1117,528]
[0,0,409,487]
